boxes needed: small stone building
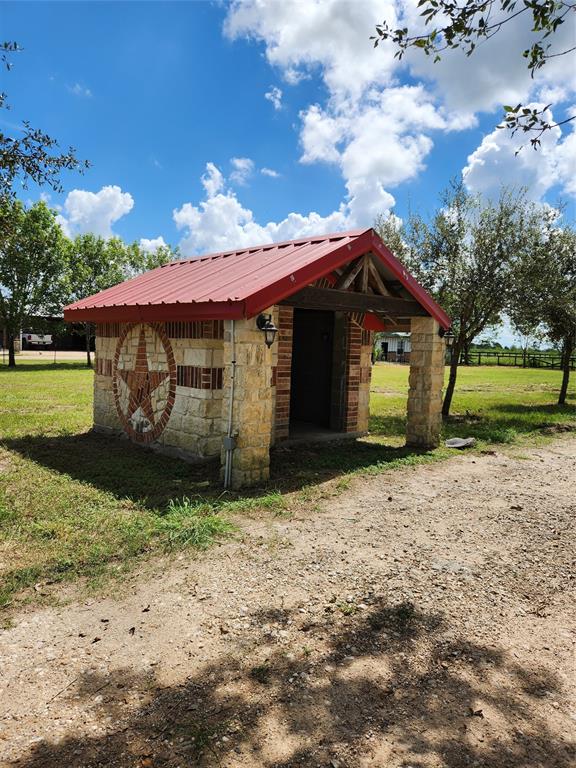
[64,228,450,488]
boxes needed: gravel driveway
[1,438,575,767]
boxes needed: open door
[289,309,334,429]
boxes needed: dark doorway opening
[290,309,334,430]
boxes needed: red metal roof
[63,228,450,329]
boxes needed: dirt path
[1,439,575,768]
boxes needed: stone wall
[221,309,276,488]
[406,316,445,448]
[94,320,224,460]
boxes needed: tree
[0,42,88,202]
[372,1,576,149]
[375,182,538,416]
[510,221,576,403]
[66,235,127,367]
[0,199,67,367]
[66,236,175,367]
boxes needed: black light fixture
[439,327,455,347]
[256,313,278,348]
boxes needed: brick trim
[274,305,294,441]
[97,322,121,338]
[166,320,224,340]
[95,358,113,376]
[343,316,362,432]
[177,365,223,390]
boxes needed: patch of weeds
[250,664,272,684]
[183,721,228,757]
[335,475,352,493]
[338,601,357,616]
[297,484,318,503]
[487,427,518,444]
[158,497,235,550]
[223,490,287,516]
[0,565,43,608]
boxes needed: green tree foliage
[509,219,576,403]
[372,1,576,149]
[0,198,67,366]
[375,182,537,416]
[66,236,175,367]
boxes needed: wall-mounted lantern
[439,327,455,347]
[256,313,278,348]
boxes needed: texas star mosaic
[112,323,176,443]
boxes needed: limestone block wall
[406,316,445,448]
[94,320,224,459]
[222,309,276,488]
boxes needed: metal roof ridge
[169,227,371,266]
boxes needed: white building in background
[378,332,411,363]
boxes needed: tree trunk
[558,334,574,406]
[442,338,463,417]
[522,346,527,368]
[85,323,92,368]
[463,340,470,366]
[8,333,16,368]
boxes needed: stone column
[221,310,276,488]
[406,316,445,449]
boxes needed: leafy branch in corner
[372,1,576,150]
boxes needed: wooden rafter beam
[361,254,370,293]
[335,257,364,290]
[367,257,392,297]
[281,286,428,317]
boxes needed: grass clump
[158,497,235,550]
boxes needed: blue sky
[2,1,575,279]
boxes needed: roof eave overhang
[63,301,247,323]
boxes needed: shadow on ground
[13,597,573,768]
[2,431,435,508]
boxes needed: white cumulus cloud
[172,162,365,257]
[57,185,134,238]
[139,236,168,254]
[463,107,576,201]
[261,167,281,178]
[230,157,255,186]
[225,0,576,219]
[264,85,283,110]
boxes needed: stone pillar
[406,317,445,449]
[222,311,276,488]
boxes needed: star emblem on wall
[118,326,170,426]
[113,323,176,443]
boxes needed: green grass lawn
[0,359,574,609]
